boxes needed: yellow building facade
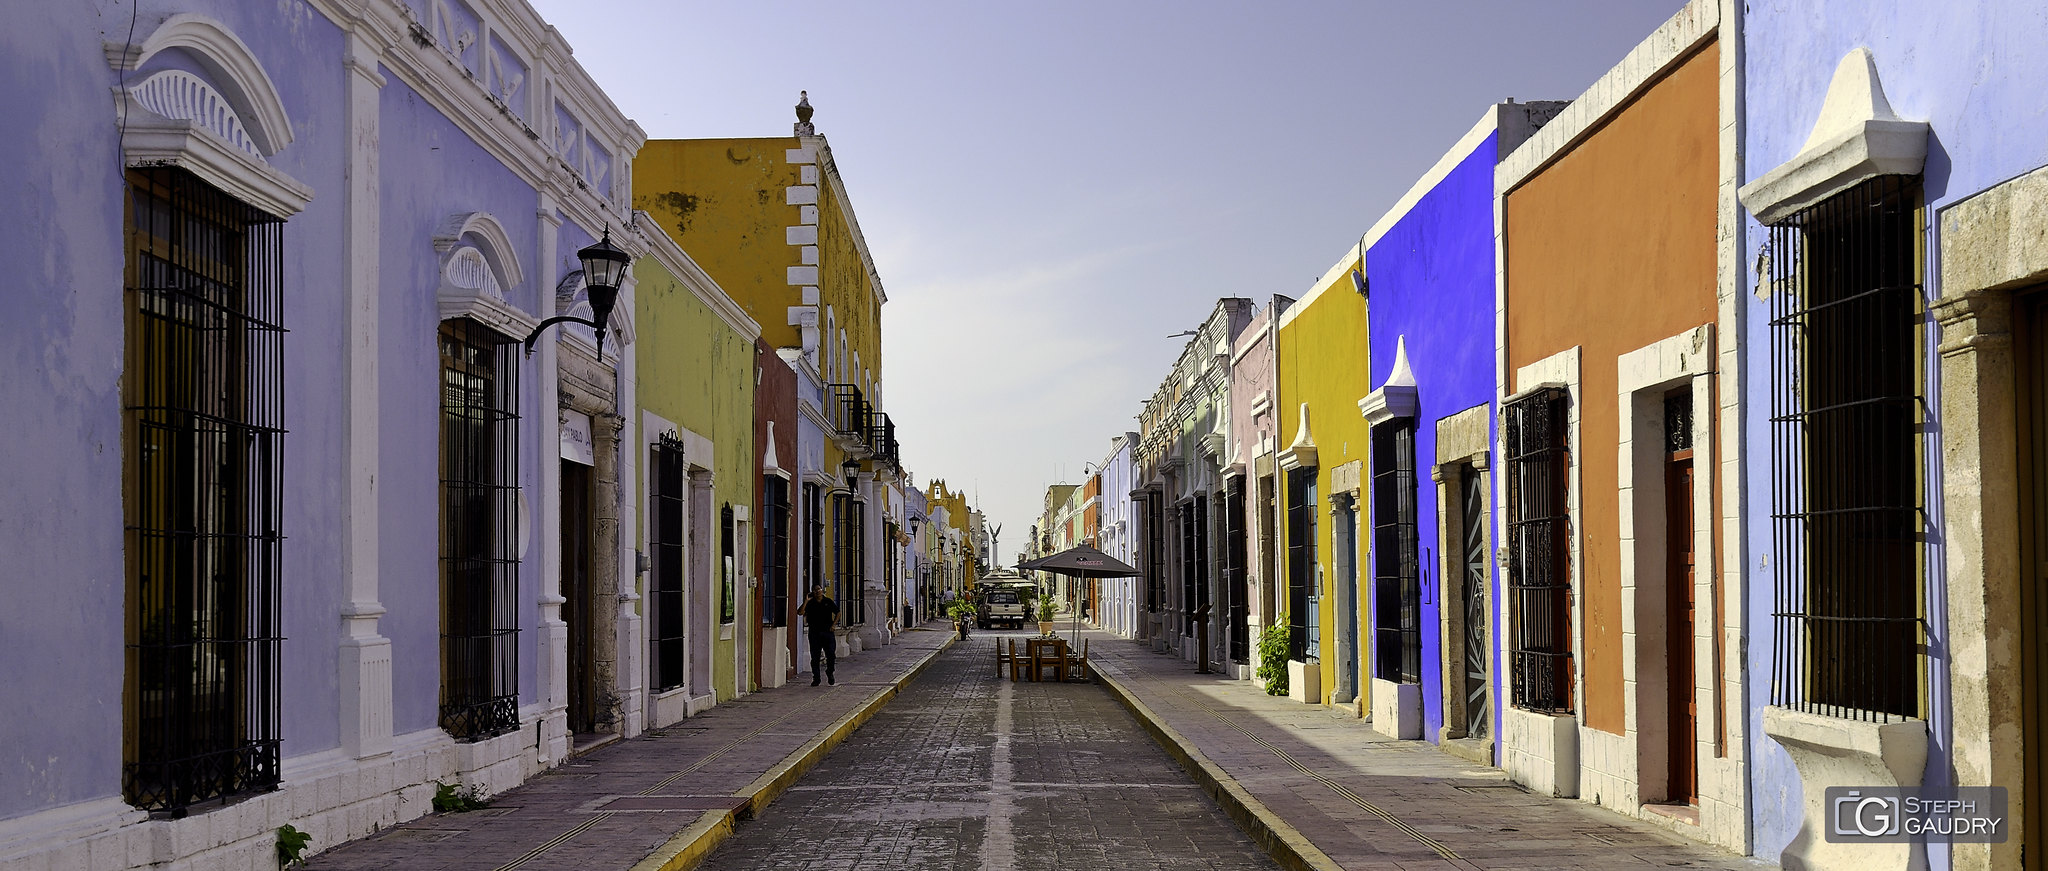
[634,120,898,651]
[1275,252,1374,711]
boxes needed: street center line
[978,679,1016,871]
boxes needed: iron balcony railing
[866,411,899,468]
[827,384,870,447]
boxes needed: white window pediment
[434,212,536,339]
[109,14,310,218]
[1739,48,1930,226]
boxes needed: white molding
[109,13,296,155]
[1278,403,1318,472]
[434,211,527,289]
[1738,49,1928,225]
[117,109,313,218]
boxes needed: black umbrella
[1023,544,1137,646]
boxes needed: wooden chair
[1008,639,1025,681]
[993,638,1012,678]
[1065,639,1090,682]
[1026,638,1066,682]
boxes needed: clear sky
[529,0,1687,561]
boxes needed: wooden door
[1665,452,1697,803]
[2016,289,2048,863]
[560,460,596,735]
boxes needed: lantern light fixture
[525,226,632,358]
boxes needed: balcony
[827,384,874,457]
[867,411,899,469]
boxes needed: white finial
[1800,48,1901,154]
[1386,335,1417,389]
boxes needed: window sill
[1761,705,1927,870]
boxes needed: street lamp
[840,458,862,491]
[524,227,632,358]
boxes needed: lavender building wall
[1741,3,2048,867]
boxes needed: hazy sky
[530,0,1686,560]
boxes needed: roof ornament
[794,90,815,136]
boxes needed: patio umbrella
[1023,544,1137,647]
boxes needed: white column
[338,29,392,761]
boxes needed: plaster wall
[377,73,550,736]
[632,254,759,702]
[1503,42,1721,737]
[1740,3,2048,863]
[1366,131,1504,744]
[1277,269,1373,706]
[1231,303,1282,649]
[0,0,363,818]
[634,139,801,350]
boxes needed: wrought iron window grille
[762,476,791,627]
[1372,420,1422,684]
[1225,476,1251,662]
[649,440,687,692]
[1286,468,1318,661]
[123,167,286,815]
[1506,387,1573,714]
[1767,173,1925,723]
[438,317,522,741]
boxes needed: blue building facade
[1357,104,1557,749]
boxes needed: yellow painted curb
[1094,669,1344,871]
[630,634,959,871]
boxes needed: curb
[1093,667,1343,871]
[628,633,958,871]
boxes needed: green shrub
[1255,619,1292,696]
[431,781,492,813]
[276,824,311,868]
[1036,596,1057,622]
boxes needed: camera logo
[1832,790,1901,838]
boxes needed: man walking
[802,586,839,686]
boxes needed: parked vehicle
[977,587,1029,629]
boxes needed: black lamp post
[525,227,632,358]
[841,458,862,491]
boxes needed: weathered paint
[633,250,759,703]
[1276,264,1373,708]
[1503,42,1721,736]
[1365,125,1508,744]
[635,140,801,349]
[1741,2,2048,864]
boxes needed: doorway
[1663,390,1697,804]
[2017,288,2048,858]
[560,459,598,738]
[1336,496,1360,702]
[1460,466,1491,738]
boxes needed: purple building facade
[1739,2,2048,868]
[0,1,645,866]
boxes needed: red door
[1666,453,1697,804]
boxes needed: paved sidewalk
[1082,627,1771,871]
[303,625,955,871]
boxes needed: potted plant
[947,599,977,639]
[1036,596,1058,636]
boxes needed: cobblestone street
[698,627,1276,871]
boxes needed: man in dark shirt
[801,586,839,686]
